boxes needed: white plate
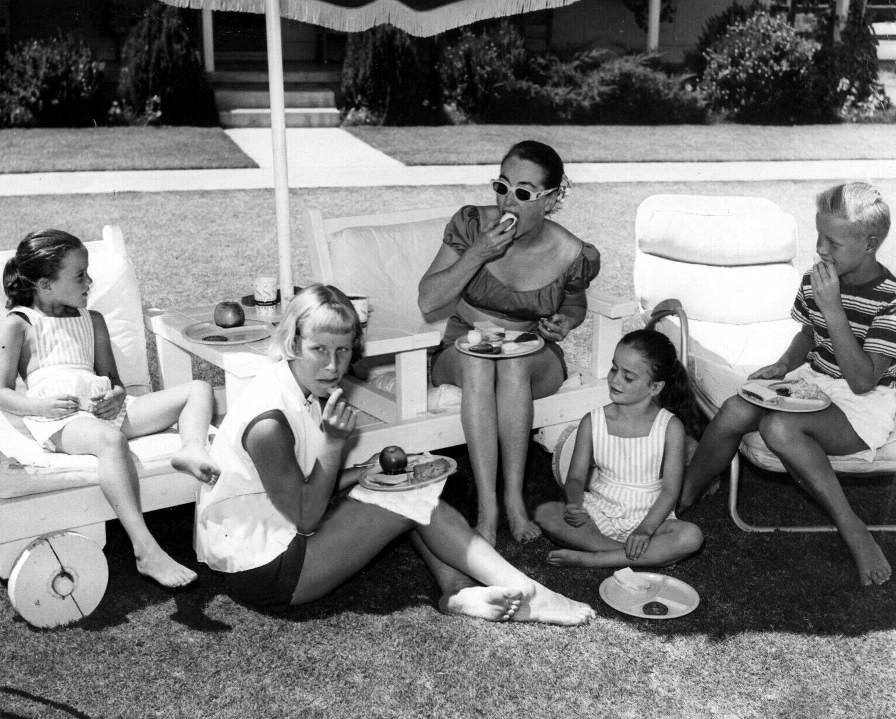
[359,454,458,492]
[598,572,699,619]
[455,330,544,358]
[737,381,831,413]
[182,319,273,346]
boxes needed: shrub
[117,2,216,126]
[486,53,707,125]
[340,25,442,125]
[0,34,105,127]
[686,1,765,77]
[700,11,830,123]
[436,22,527,122]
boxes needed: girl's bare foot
[171,444,221,485]
[511,584,595,626]
[547,549,608,568]
[439,586,523,621]
[136,545,197,588]
[844,528,891,586]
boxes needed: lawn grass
[0,127,258,173]
[1,181,896,718]
[345,124,896,164]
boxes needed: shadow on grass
[0,685,93,718]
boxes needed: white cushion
[327,217,454,328]
[635,253,801,324]
[636,194,797,266]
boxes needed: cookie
[642,601,669,616]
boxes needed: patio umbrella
[161,0,583,302]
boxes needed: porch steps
[211,68,342,129]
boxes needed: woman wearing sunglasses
[418,140,600,545]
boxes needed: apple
[379,445,408,475]
[214,301,245,328]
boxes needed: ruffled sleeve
[563,243,601,302]
[442,206,481,254]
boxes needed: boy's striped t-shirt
[792,266,896,388]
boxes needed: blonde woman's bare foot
[171,445,221,485]
[439,586,523,621]
[136,545,197,588]
[508,514,542,543]
[511,584,595,626]
[845,529,891,586]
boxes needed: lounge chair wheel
[8,531,108,628]
[551,424,579,488]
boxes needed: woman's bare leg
[123,380,220,484]
[496,349,563,542]
[55,418,196,587]
[433,349,500,544]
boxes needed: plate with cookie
[599,569,699,620]
[455,329,544,358]
[738,379,831,413]
[359,454,458,492]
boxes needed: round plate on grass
[599,572,699,619]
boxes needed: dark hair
[501,140,564,189]
[4,229,85,310]
[620,329,705,438]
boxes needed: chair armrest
[585,289,637,319]
[584,291,636,377]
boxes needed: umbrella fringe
[163,0,581,37]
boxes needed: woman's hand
[624,530,652,561]
[90,386,126,420]
[564,503,590,527]
[320,387,358,441]
[39,394,80,418]
[538,314,572,342]
[470,218,516,263]
[748,362,788,381]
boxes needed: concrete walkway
[1,128,895,196]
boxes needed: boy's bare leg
[759,407,891,586]
[680,396,765,511]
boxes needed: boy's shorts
[787,364,896,462]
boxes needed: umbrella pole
[265,0,295,303]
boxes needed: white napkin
[349,478,447,525]
[613,567,651,592]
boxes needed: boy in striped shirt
[680,183,895,587]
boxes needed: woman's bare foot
[843,527,891,586]
[511,583,595,626]
[171,443,220,485]
[506,498,541,543]
[439,586,523,621]
[136,545,197,588]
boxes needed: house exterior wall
[552,0,744,63]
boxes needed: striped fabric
[581,406,674,542]
[791,268,896,388]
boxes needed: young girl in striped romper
[535,330,704,568]
[0,230,220,588]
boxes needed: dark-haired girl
[534,330,704,568]
[418,140,600,544]
[0,229,220,587]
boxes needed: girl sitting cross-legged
[0,229,220,588]
[535,330,704,569]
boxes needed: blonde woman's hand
[90,386,125,420]
[39,394,80,418]
[538,314,571,342]
[321,387,358,441]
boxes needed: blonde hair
[816,182,891,242]
[270,284,362,362]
